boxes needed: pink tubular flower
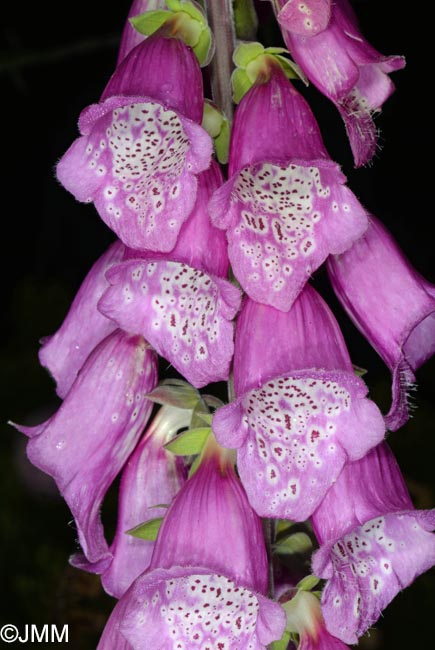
[39,240,124,398]
[13,330,158,567]
[208,63,368,312]
[312,443,435,644]
[277,0,405,167]
[212,284,385,521]
[97,438,286,649]
[71,404,189,599]
[57,32,212,252]
[284,590,349,650]
[327,215,435,431]
[98,163,242,388]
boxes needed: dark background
[1,1,433,648]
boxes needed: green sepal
[130,11,172,36]
[231,68,252,104]
[353,364,368,377]
[190,396,213,428]
[233,41,265,69]
[202,101,231,164]
[188,453,202,478]
[273,54,308,84]
[145,379,200,410]
[275,519,295,536]
[270,629,291,650]
[164,427,211,455]
[296,574,321,592]
[233,0,258,40]
[274,531,313,555]
[126,516,163,540]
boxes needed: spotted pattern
[99,260,241,388]
[58,99,211,251]
[209,161,367,311]
[142,574,263,649]
[278,0,331,36]
[314,511,435,644]
[213,371,385,521]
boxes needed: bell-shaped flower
[212,284,385,521]
[39,240,124,398]
[57,31,212,252]
[312,443,435,644]
[208,62,368,312]
[277,0,405,167]
[284,590,349,650]
[98,163,242,388]
[97,436,286,649]
[13,330,158,567]
[327,215,435,431]
[277,0,332,37]
[71,404,188,598]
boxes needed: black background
[1,1,434,648]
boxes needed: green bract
[131,0,214,65]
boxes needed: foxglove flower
[284,590,349,650]
[327,215,435,431]
[71,404,188,598]
[99,163,242,388]
[213,284,385,520]
[277,0,332,37]
[276,0,405,167]
[209,62,368,311]
[39,240,124,398]
[57,32,212,252]
[312,443,435,643]
[14,330,158,566]
[98,437,286,649]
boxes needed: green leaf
[145,380,199,409]
[233,41,264,69]
[275,532,312,555]
[126,517,163,540]
[270,630,291,650]
[233,0,259,40]
[231,68,252,104]
[130,11,172,36]
[165,427,211,455]
[296,574,320,592]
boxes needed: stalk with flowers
[12,1,435,648]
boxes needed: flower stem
[205,0,235,120]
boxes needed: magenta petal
[209,160,367,311]
[118,566,286,650]
[39,241,124,398]
[72,405,188,598]
[16,331,158,564]
[97,593,134,650]
[213,370,385,521]
[313,510,435,644]
[328,215,435,430]
[117,1,166,65]
[278,0,332,36]
[99,260,241,388]
[57,97,211,252]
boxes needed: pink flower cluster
[13,1,434,649]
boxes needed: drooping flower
[14,330,158,566]
[327,215,435,431]
[276,0,405,167]
[39,240,124,398]
[284,590,349,650]
[277,0,332,37]
[212,284,385,521]
[208,61,368,311]
[312,443,435,644]
[57,31,212,252]
[71,404,189,598]
[97,436,286,649]
[99,162,242,388]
